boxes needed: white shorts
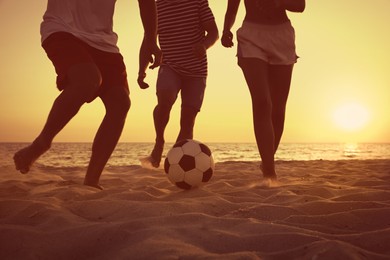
[237,20,298,65]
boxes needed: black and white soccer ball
[164,139,215,190]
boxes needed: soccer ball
[164,139,215,190]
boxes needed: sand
[0,159,389,259]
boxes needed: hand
[137,72,149,89]
[148,43,162,70]
[221,31,234,48]
[138,38,162,89]
[192,43,206,59]
[141,38,162,70]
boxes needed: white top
[40,0,120,53]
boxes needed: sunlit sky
[0,0,389,143]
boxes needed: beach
[1,156,389,259]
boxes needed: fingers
[138,43,161,88]
[221,39,234,48]
[221,32,234,48]
[138,80,149,89]
[137,73,149,89]
[149,48,162,69]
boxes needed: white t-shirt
[40,0,120,53]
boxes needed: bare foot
[260,163,277,179]
[249,177,280,188]
[259,177,280,187]
[140,155,160,169]
[140,143,164,168]
[83,181,104,190]
[13,141,49,174]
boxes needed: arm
[137,0,162,89]
[202,19,219,50]
[192,19,219,59]
[221,0,240,48]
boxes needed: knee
[112,92,131,116]
[157,91,177,109]
[181,105,199,115]
[155,103,172,117]
[67,63,102,103]
[253,97,273,116]
[103,88,131,118]
[118,94,131,115]
[273,106,286,118]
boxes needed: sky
[0,0,389,143]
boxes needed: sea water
[1,142,389,168]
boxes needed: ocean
[1,142,389,169]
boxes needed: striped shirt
[156,0,215,77]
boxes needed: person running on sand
[13,0,161,190]
[221,0,305,182]
[139,0,219,168]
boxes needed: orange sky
[0,0,389,143]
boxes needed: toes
[13,153,30,174]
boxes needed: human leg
[145,94,176,168]
[269,64,293,152]
[38,63,102,145]
[81,48,130,188]
[238,57,276,179]
[144,66,180,168]
[14,63,101,174]
[176,76,206,142]
[176,106,198,142]
[84,86,130,189]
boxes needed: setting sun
[333,102,370,132]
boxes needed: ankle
[33,137,51,151]
[83,179,103,190]
[155,138,165,147]
[83,181,103,190]
[260,163,277,179]
[153,142,164,151]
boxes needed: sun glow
[333,102,370,132]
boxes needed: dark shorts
[156,65,206,111]
[42,32,128,96]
